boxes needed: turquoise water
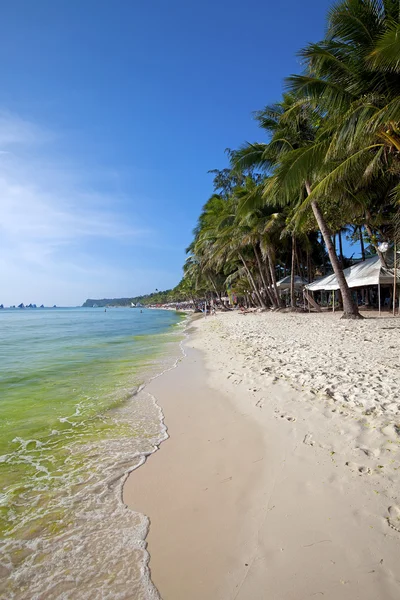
[0,307,184,599]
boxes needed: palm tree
[286,0,400,256]
[232,95,362,318]
[235,177,286,307]
[231,1,400,317]
[185,1,399,319]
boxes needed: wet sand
[124,344,267,599]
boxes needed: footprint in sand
[259,367,271,375]
[303,433,315,446]
[280,414,296,422]
[345,461,371,475]
[387,505,400,533]
[358,447,380,459]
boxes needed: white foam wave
[0,318,191,600]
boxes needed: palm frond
[368,21,400,72]
[301,143,384,208]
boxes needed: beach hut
[305,255,400,313]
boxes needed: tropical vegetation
[82,288,187,308]
[85,1,400,317]
[182,0,400,319]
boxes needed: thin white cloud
[0,113,154,305]
[0,111,52,147]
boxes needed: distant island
[82,289,176,308]
[1,303,49,309]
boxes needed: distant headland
[82,290,176,308]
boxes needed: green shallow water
[0,307,185,599]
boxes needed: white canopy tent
[276,275,308,290]
[306,273,340,292]
[306,255,398,292]
[305,255,400,313]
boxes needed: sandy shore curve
[124,312,400,599]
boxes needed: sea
[0,307,186,599]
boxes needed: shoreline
[0,309,186,600]
[124,311,400,599]
[123,336,268,599]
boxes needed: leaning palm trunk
[305,182,361,319]
[290,234,296,309]
[264,273,278,307]
[253,244,277,307]
[238,252,267,309]
[266,248,281,307]
[208,274,223,305]
[253,245,269,293]
[263,254,280,307]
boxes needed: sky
[0,0,338,306]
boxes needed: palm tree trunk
[253,245,268,293]
[264,266,278,307]
[290,234,296,309]
[307,250,311,283]
[297,247,305,280]
[245,288,256,307]
[266,248,282,307]
[208,274,223,304]
[305,182,361,319]
[322,247,326,275]
[253,244,276,307]
[238,252,266,309]
[359,226,366,261]
[262,254,279,307]
[338,230,344,268]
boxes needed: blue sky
[0,0,339,306]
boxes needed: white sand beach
[124,311,400,599]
